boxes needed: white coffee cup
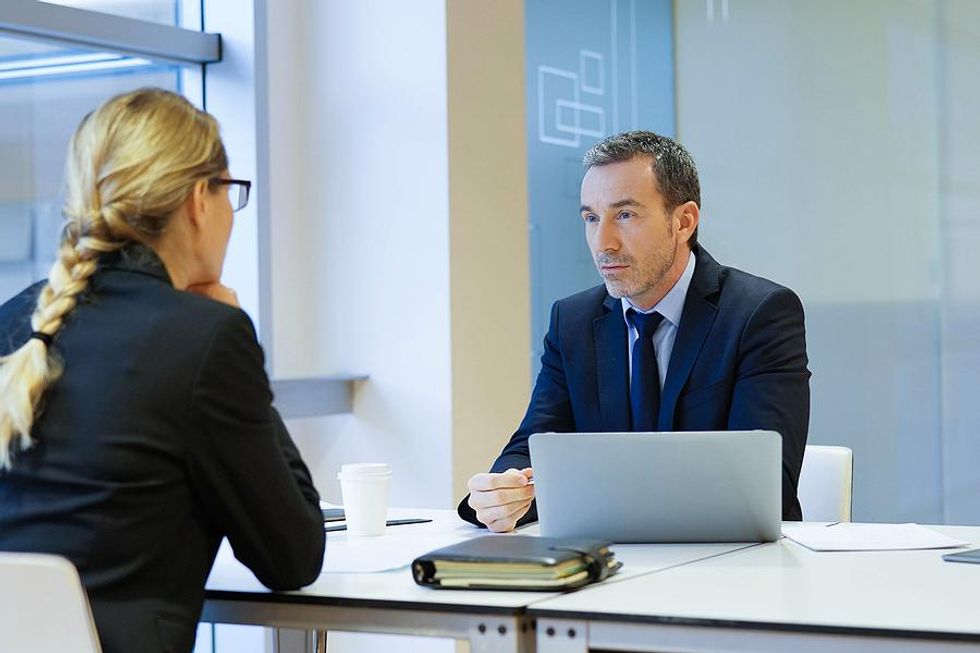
[337,463,391,537]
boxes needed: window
[0,1,217,304]
[42,0,180,26]
[0,35,182,301]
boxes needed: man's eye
[618,211,633,220]
[583,214,599,223]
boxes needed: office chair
[0,552,102,653]
[798,445,853,522]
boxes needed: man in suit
[458,130,810,531]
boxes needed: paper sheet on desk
[782,522,969,551]
[320,510,485,573]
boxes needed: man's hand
[186,282,240,308]
[466,467,534,532]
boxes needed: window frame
[0,1,219,65]
[0,0,360,418]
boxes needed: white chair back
[798,445,853,522]
[0,553,102,653]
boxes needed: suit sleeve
[185,309,325,589]
[728,287,811,521]
[457,301,576,526]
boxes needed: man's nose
[594,217,620,252]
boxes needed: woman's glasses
[211,178,252,212]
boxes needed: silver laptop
[528,431,782,543]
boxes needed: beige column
[447,0,531,502]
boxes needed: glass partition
[674,0,980,523]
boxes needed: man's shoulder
[693,245,792,300]
[712,259,803,321]
[718,264,792,299]
[553,283,611,320]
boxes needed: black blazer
[459,245,810,524]
[0,246,325,653]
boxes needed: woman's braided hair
[0,88,228,469]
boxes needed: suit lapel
[659,246,721,430]
[594,295,631,431]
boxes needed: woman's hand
[186,282,240,308]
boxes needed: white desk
[530,525,980,653]
[201,509,754,653]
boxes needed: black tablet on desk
[942,548,980,565]
[322,508,345,523]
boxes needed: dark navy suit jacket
[0,246,325,653]
[459,245,810,524]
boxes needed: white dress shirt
[621,251,696,390]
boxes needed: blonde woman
[0,89,324,653]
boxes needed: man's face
[580,156,682,309]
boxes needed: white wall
[266,0,454,510]
[264,0,529,510]
[260,2,529,651]
[264,4,454,651]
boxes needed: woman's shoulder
[0,280,46,315]
[144,282,258,346]
[83,270,258,356]
[179,291,258,346]
[0,281,47,354]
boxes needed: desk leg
[272,628,322,653]
[467,616,535,653]
[206,602,532,653]
[535,619,588,653]
[270,621,532,653]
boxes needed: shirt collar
[99,242,173,285]
[621,250,696,328]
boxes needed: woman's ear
[184,179,211,231]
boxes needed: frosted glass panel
[937,0,980,523]
[526,0,675,373]
[675,0,980,523]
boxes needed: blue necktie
[627,309,665,432]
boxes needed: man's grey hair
[583,130,701,245]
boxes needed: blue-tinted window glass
[0,35,180,303]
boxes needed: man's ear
[674,201,700,244]
[184,179,211,231]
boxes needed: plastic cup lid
[338,463,391,479]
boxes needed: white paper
[320,508,485,573]
[782,522,969,551]
[321,532,470,573]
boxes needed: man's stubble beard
[601,237,677,302]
